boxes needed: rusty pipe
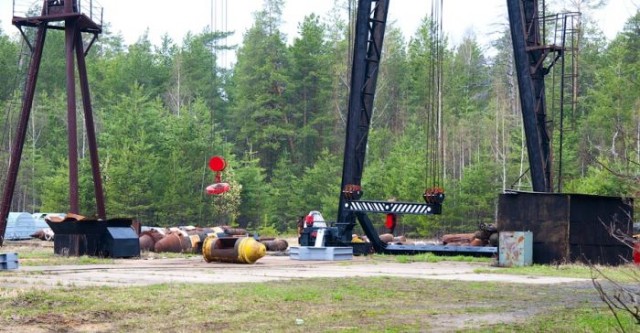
[260,239,289,252]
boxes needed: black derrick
[507,0,559,193]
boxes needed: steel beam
[2,1,106,244]
[0,26,47,245]
[507,0,553,192]
[65,18,80,213]
[338,0,390,239]
[76,33,106,219]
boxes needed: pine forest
[1,0,639,237]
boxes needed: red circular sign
[208,156,226,172]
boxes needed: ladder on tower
[543,11,581,192]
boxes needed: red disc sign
[208,156,226,172]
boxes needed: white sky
[1,0,638,64]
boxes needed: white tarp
[5,212,36,240]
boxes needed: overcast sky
[1,0,638,64]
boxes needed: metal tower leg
[65,20,80,213]
[75,34,106,219]
[0,26,48,245]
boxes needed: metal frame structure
[305,0,569,255]
[0,0,106,245]
[507,0,562,193]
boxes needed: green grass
[473,306,639,332]
[4,242,200,266]
[1,241,638,332]
[20,255,115,266]
[379,252,492,264]
[0,277,634,332]
[141,251,200,259]
[475,263,639,282]
[15,249,116,266]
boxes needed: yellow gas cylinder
[202,235,266,264]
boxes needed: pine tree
[228,0,289,176]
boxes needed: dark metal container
[46,218,140,258]
[497,191,633,265]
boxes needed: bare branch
[589,215,640,331]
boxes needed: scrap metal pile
[30,228,55,241]
[29,223,289,264]
[352,233,406,245]
[349,223,498,249]
[138,225,289,254]
[441,223,498,247]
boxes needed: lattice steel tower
[0,0,106,244]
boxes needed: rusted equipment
[220,226,247,236]
[442,233,474,245]
[139,230,164,251]
[379,233,394,244]
[139,233,155,251]
[153,231,192,253]
[377,234,407,245]
[137,225,280,256]
[260,239,289,252]
[151,231,214,254]
[499,231,533,267]
[441,223,497,248]
[30,228,54,241]
[202,236,266,264]
[393,235,406,243]
[1,1,106,245]
[470,238,486,247]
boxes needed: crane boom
[507,0,555,192]
[337,0,391,243]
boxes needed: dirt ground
[0,237,588,288]
[2,254,589,289]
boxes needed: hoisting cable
[199,0,229,221]
[423,0,445,205]
[201,0,231,225]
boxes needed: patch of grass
[11,248,54,259]
[475,306,638,332]
[382,252,492,264]
[1,242,634,331]
[475,263,638,282]
[2,242,116,266]
[141,251,199,259]
[20,255,115,266]
[0,275,622,332]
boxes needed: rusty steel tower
[0,0,106,245]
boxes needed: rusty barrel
[379,233,394,244]
[202,236,266,264]
[221,226,248,236]
[139,233,155,251]
[154,232,191,253]
[260,239,289,252]
[139,230,167,252]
